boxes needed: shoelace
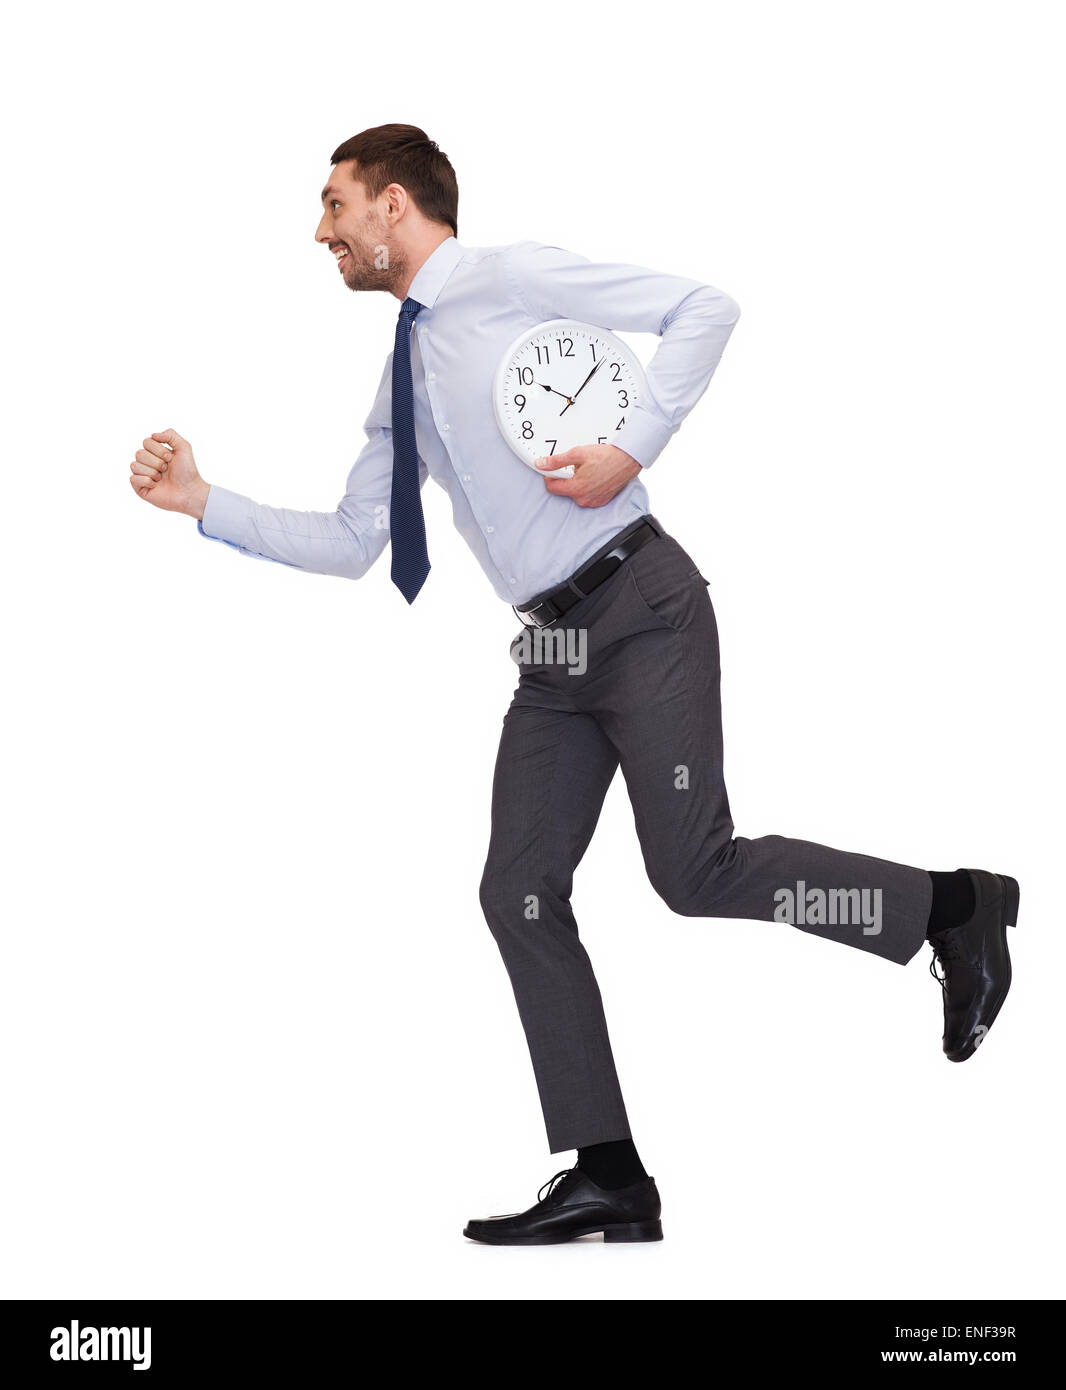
[929,932,960,988]
[537,1169,574,1203]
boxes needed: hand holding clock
[534,442,641,508]
[493,318,648,497]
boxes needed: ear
[384,182,409,221]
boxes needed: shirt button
[486,525,495,533]
[462,473,471,482]
[509,578,517,586]
[442,423,450,431]
[427,371,436,381]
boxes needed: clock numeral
[503,333,641,465]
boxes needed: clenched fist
[129,428,210,519]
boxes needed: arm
[504,240,740,504]
[130,357,407,581]
[194,424,395,579]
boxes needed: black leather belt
[513,518,660,628]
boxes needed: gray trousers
[479,517,933,1153]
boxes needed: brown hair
[330,124,458,236]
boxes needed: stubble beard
[341,214,406,296]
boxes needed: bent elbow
[669,284,741,333]
[708,288,740,325]
[334,514,381,582]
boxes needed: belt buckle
[513,598,554,628]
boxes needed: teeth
[333,247,348,260]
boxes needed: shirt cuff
[610,407,674,470]
[196,484,299,567]
[198,484,252,548]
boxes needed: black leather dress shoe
[929,869,1019,1062]
[464,1168,663,1245]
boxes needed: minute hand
[558,356,607,416]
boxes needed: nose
[315,211,330,244]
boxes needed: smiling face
[315,161,408,295]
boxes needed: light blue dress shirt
[198,236,740,605]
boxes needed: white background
[3,0,1062,1301]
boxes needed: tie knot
[399,297,424,320]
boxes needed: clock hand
[534,381,573,404]
[558,355,607,416]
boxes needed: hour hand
[535,381,573,404]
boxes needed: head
[316,124,458,298]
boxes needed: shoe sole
[946,873,1018,1063]
[463,1218,664,1245]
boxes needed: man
[129,124,1019,1246]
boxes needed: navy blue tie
[390,296,430,603]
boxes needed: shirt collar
[405,235,464,310]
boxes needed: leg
[479,699,628,1153]
[594,535,933,963]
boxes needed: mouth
[332,245,350,270]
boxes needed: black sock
[577,1138,647,1190]
[926,869,976,937]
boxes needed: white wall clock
[492,319,648,479]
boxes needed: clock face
[492,319,648,477]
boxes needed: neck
[396,230,453,300]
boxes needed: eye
[330,200,342,211]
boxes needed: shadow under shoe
[929,869,1019,1062]
[463,1168,663,1245]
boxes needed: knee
[478,859,531,938]
[478,861,509,932]
[645,837,741,918]
[648,874,705,917]
[479,858,568,940]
